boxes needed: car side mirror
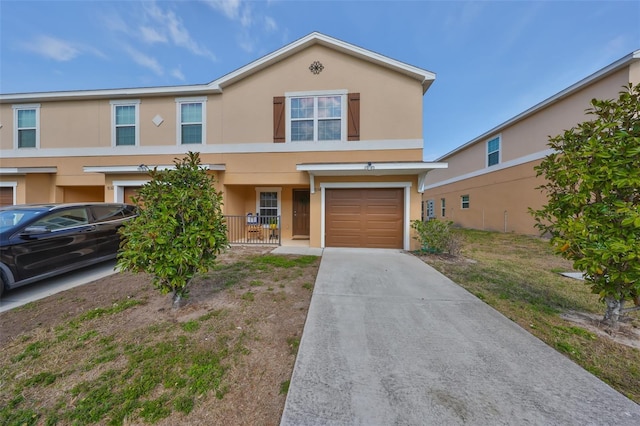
[20,226,51,236]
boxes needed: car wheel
[0,272,5,298]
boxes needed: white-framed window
[441,198,446,217]
[487,135,501,167]
[111,100,140,146]
[424,199,435,220]
[12,104,40,149]
[176,97,207,145]
[255,187,281,223]
[286,90,347,142]
[461,195,470,209]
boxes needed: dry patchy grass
[0,246,320,426]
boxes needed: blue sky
[1,0,638,159]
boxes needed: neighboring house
[423,50,640,235]
[0,32,446,250]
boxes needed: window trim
[441,198,446,217]
[175,96,207,145]
[0,182,18,206]
[486,135,501,167]
[461,195,470,209]
[255,187,282,223]
[110,100,140,147]
[285,90,348,143]
[12,104,40,149]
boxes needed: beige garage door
[325,188,404,249]
[124,187,142,205]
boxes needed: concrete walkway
[281,248,640,425]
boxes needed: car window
[91,205,137,222]
[32,208,89,230]
[0,210,41,231]
[92,205,125,221]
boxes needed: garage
[0,187,14,207]
[325,188,404,248]
[124,186,142,204]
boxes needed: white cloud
[204,0,243,20]
[140,26,168,44]
[20,35,106,62]
[171,67,185,81]
[144,3,216,60]
[21,35,80,61]
[264,16,277,32]
[123,45,164,75]
[204,0,252,27]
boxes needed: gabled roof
[435,49,640,161]
[0,32,435,103]
[211,32,436,93]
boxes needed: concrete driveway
[281,248,640,425]
[0,260,118,313]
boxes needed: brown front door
[292,189,310,237]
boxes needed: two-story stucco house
[0,32,446,250]
[422,50,640,234]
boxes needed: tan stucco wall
[221,44,423,143]
[426,67,631,184]
[424,160,548,235]
[1,45,423,151]
[25,174,55,203]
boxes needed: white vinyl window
[255,187,281,224]
[441,198,446,217]
[424,199,435,220]
[487,136,501,167]
[286,90,347,142]
[176,97,207,145]
[13,104,40,149]
[111,100,140,146]
[461,195,470,209]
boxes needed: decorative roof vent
[309,61,324,75]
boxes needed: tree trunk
[603,296,624,327]
[172,291,183,310]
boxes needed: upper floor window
[487,136,501,167]
[274,90,360,143]
[111,100,140,146]
[13,104,40,149]
[290,93,345,142]
[176,97,207,145]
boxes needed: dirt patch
[561,311,640,350]
[0,245,320,425]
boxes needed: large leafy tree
[118,152,228,308]
[532,84,640,326]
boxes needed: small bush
[411,219,461,255]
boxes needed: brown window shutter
[347,93,360,141]
[273,96,286,143]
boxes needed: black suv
[0,203,137,297]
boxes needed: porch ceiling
[296,161,447,176]
[297,161,448,193]
[0,167,57,175]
